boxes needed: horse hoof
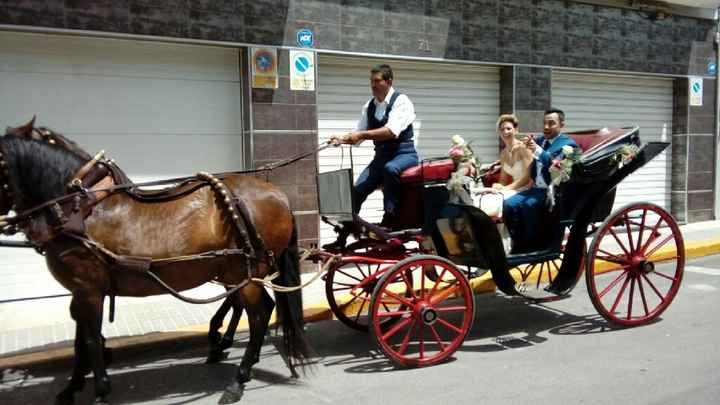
[55,392,74,405]
[206,350,229,364]
[218,382,244,404]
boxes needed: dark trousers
[503,186,547,252]
[353,142,418,215]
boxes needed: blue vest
[366,91,414,147]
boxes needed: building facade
[0,0,717,251]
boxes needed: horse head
[0,119,87,214]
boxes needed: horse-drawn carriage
[0,120,683,403]
[313,126,684,368]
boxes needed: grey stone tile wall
[671,76,716,223]
[244,48,319,245]
[0,0,714,75]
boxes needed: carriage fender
[432,204,516,296]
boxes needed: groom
[503,108,577,252]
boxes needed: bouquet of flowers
[549,145,581,186]
[610,143,640,169]
[447,135,480,203]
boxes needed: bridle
[0,141,15,213]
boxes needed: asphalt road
[2,254,720,405]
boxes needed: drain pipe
[715,7,720,219]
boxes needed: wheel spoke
[332,285,355,291]
[521,263,536,280]
[377,309,412,318]
[635,208,648,252]
[382,289,415,308]
[640,218,664,253]
[381,317,412,341]
[354,262,368,279]
[396,319,416,355]
[429,324,446,352]
[609,274,632,314]
[651,270,679,282]
[436,317,463,335]
[596,249,629,264]
[598,270,629,299]
[400,269,416,299]
[609,227,631,256]
[624,214,635,254]
[339,291,362,309]
[428,268,448,297]
[418,323,425,359]
[353,297,367,322]
[420,265,427,299]
[436,305,468,313]
[644,234,674,258]
[336,268,363,283]
[626,277,636,320]
[637,276,650,316]
[535,262,544,289]
[429,281,460,306]
[641,273,665,300]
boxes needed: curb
[2,238,719,370]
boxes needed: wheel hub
[629,255,654,275]
[417,304,438,325]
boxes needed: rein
[0,135,333,311]
[0,143,331,234]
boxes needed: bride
[492,114,533,196]
[471,114,532,212]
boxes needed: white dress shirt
[355,87,416,138]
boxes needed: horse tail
[275,216,313,375]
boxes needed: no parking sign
[689,77,703,106]
[290,50,315,91]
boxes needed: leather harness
[0,129,306,320]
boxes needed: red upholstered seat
[399,159,455,184]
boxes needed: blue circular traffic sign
[295,56,311,73]
[296,29,314,48]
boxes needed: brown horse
[0,121,311,404]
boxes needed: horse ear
[19,116,37,136]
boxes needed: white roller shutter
[552,72,673,211]
[0,31,243,301]
[317,55,499,242]
[0,31,243,182]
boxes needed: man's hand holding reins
[329,132,361,146]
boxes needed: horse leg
[220,286,274,404]
[207,293,244,363]
[55,324,90,405]
[72,294,111,404]
[220,295,245,350]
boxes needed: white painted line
[685,266,720,276]
[687,284,717,291]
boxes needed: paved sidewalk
[1,220,719,367]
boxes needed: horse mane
[0,135,86,206]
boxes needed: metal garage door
[0,31,243,182]
[0,31,243,301]
[317,55,499,241]
[552,71,673,211]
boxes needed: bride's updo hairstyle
[497,114,519,129]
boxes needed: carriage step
[506,250,561,267]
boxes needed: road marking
[687,284,717,291]
[685,266,720,276]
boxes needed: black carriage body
[432,127,670,295]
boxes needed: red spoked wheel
[370,255,474,368]
[509,240,586,301]
[586,203,685,326]
[325,256,406,331]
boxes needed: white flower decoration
[562,145,574,156]
[451,134,465,145]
